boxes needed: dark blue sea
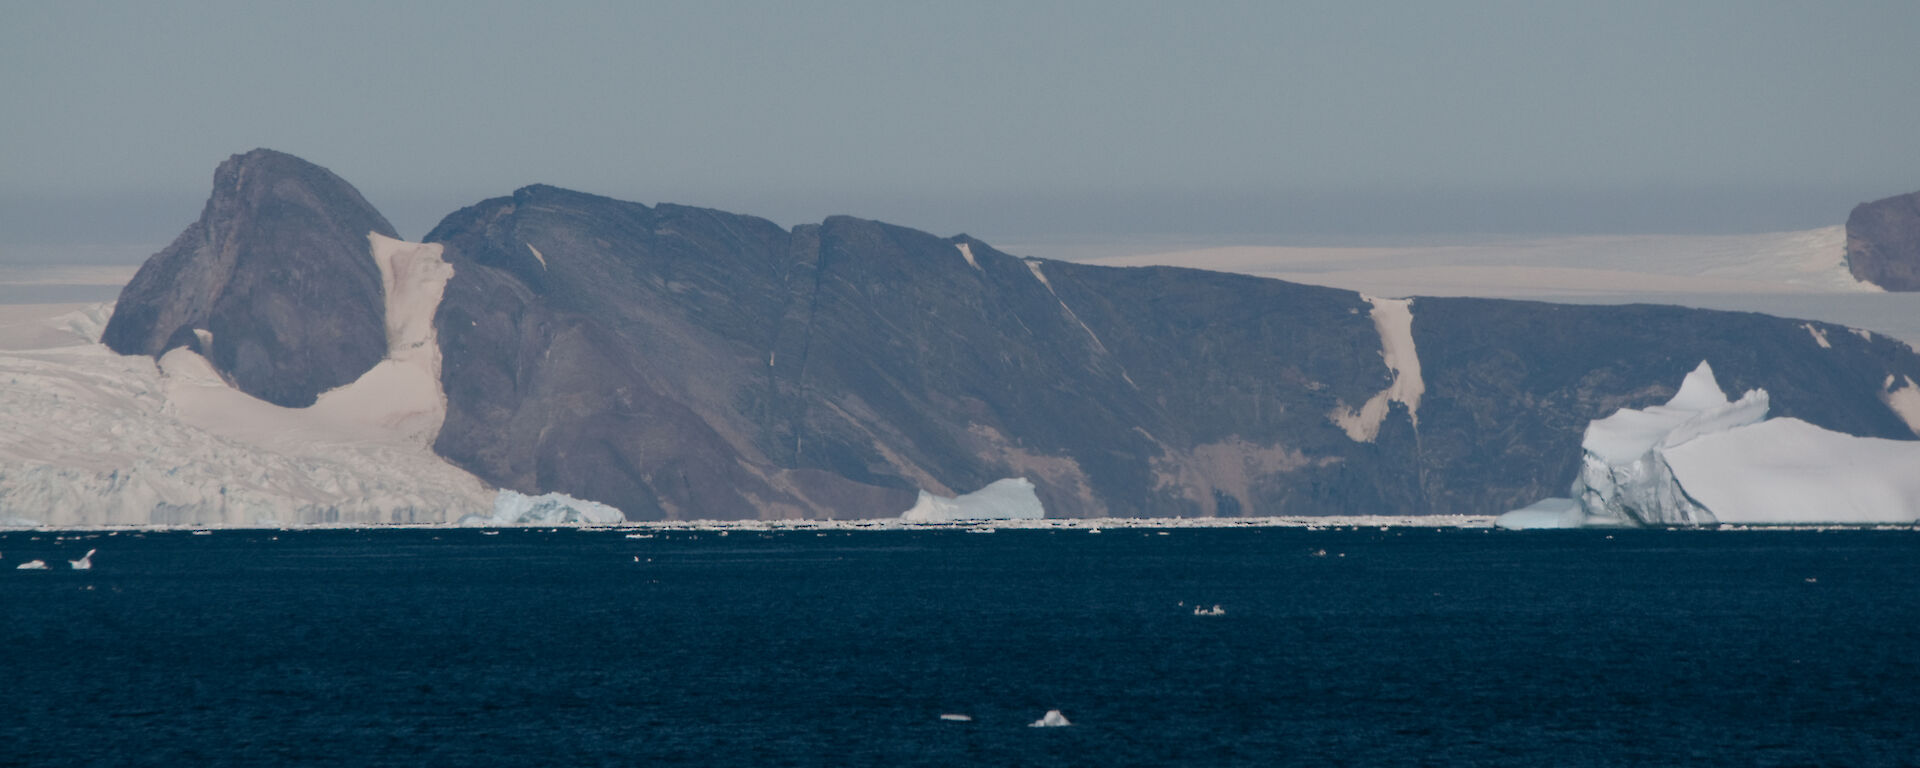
[4,526,1917,766]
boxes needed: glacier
[900,478,1046,522]
[1501,361,1920,527]
[0,235,495,528]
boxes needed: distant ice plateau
[1044,226,1920,349]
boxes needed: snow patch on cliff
[1025,261,1108,353]
[162,235,453,448]
[955,242,980,271]
[1884,375,1920,437]
[1331,296,1423,442]
[1024,259,1135,387]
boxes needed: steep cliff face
[102,149,396,406]
[423,187,923,519]
[422,185,1920,521]
[421,186,1422,519]
[1845,190,1920,291]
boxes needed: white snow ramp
[1330,296,1423,442]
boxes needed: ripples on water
[3,527,1916,766]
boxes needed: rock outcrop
[102,149,397,406]
[422,186,1414,518]
[422,185,1920,520]
[1845,190,1920,291]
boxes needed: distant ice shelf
[1500,361,1920,528]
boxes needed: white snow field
[1501,362,1920,528]
[1051,227,1870,296]
[1039,227,1920,349]
[0,263,140,305]
[0,235,495,528]
[900,477,1046,522]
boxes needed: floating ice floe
[900,477,1044,522]
[16,559,47,570]
[68,548,94,570]
[1500,361,1920,527]
[938,713,973,722]
[1029,710,1071,728]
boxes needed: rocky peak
[1845,189,1920,291]
[102,149,397,406]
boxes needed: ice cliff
[1505,361,1920,527]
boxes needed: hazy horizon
[6,2,1919,261]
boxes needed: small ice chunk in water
[1029,710,1072,727]
[16,559,48,570]
[1193,604,1226,616]
[939,713,973,722]
[68,549,95,570]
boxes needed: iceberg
[463,490,626,526]
[900,478,1045,522]
[1501,361,1920,527]
[1029,710,1072,728]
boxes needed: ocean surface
[4,526,1917,766]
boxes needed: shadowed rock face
[1846,190,1920,291]
[422,186,1413,519]
[423,185,1920,520]
[102,149,396,406]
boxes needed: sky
[5,1,1920,259]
